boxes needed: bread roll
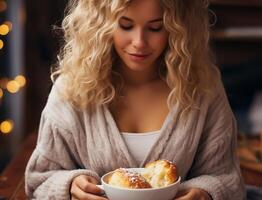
[108,168,151,189]
[107,160,178,189]
[142,159,178,188]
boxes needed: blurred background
[0,0,262,174]
[0,0,66,171]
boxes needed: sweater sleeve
[25,111,100,200]
[179,84,246,200]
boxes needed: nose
[132,29,147,50]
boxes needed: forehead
[121,0,163,19]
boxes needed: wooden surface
[237,135,262,186]
[0,133,37,200]
[0,133,262,199]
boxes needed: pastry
[107,159,178,189]
[142,159,179,188]
[108,168,152,189]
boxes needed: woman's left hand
[174,188,212,200]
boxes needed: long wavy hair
[52,0,220,117]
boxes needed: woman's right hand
[70,175,108,200]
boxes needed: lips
[129,53,150,57]
[126,52,151,61]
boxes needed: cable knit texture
[25,78,246,200]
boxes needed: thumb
[85,175,100,185]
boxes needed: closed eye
[119,24,133,30]
[148,26,163,32]
[118,16,164,32]
[119,25,163,32]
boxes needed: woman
[25,0,245,199]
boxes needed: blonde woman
[25,0,245,199]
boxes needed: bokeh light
[6,80,20,93]
[0,120,14,134]
[4,21,12,31]
[0,88,3,98]
[15,75,26,87]
[0,24,9,35]
[0,39,4,49]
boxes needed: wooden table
[0,133,37,200]
[237,135,262,186]
[0,133,262,199]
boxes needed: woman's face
[113,0,168,73]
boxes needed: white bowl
[98,168,181,200]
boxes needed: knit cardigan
[25,79,245,200]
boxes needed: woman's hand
[70,175,108,200]
[174,188,212,200]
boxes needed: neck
[116,62,160,87]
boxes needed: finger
[85,176,99,185]
[71,185,108,200]
[81,175,104,194]
[174,196,190,200]
[174,189,192,200]
[83,192,108,200]
[175,189,190,198]
[76,177,103,195]
[70,183,82,199]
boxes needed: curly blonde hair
[52,0,219,116]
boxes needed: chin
[129,66,152,73]
[128,66,149,72]
[124,61,153,72]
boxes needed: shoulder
[201,77,236,133]
[42,76,106,131]
[191,69,232,123]
[44,76,71,114]
[42,76,84,131]
[200,64,226,105]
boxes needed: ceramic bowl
[98,168,181,200]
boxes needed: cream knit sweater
[25,79,245,200]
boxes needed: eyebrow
[120,16,163,23]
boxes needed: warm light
[0,88,3,98]
[0,78,9,89]
[0,1,7,12]
[15,75,26,87]
[0,24,9,35]
[6,80,20,93]
[0,120,14,134]
[0,39,3,49]
[4,21,12,31]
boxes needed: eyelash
[119,25,163,32]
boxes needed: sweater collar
[103,105,178,168]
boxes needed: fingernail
[100,190,107,198]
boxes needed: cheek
[152,34,168,52]
[113,31,129,49]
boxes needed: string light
[0,120,14,134]
[6,80,20,93]
[0,88,3,98]
[15,75,26,87]
[0,39,3,49]
[0,75,26,92]
[0,76,26,136]
[0,24,9,35]
[4,21,12,31]
[0,1,20,135]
